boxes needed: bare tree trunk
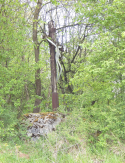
[33,0,42,113]
[48,21,59,111]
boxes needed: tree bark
[33,0,42,113]
[48,21,59,111]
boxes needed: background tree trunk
[33,0,42,113]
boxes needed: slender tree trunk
[48,21,59,111]
[33,0,42,113]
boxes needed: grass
[0,139,124,163]
[0,110,125,163]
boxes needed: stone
[22,112,65,141]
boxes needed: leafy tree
[66,0,125,144]
[0,0,34,122]
[71,0,125,106]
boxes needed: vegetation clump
[0,0,125,162]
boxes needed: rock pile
[22,112,65,141]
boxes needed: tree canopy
[0,0,125,147]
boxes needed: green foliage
[83,105,125,147]
[0,109,18,141]
[0,110,124,162]
[59,94,77,111]
[71,0,125,107]
[0,1,125,162]
[51,0,59,5]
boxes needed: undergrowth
[0,104,125,163]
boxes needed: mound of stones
[22,112,65,141]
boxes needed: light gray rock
[22,112,65,141]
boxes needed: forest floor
[0,112,125,163]
[0,138,124,163]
